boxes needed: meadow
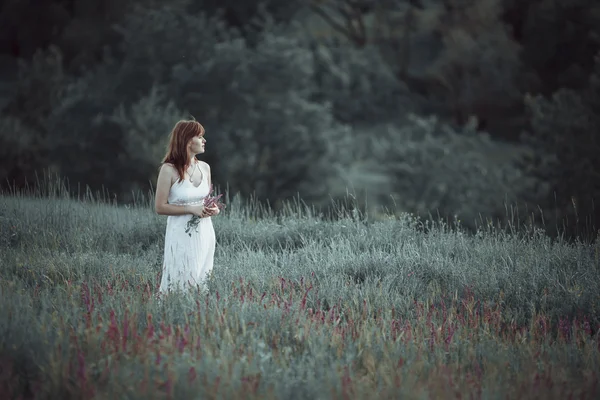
[0,177,599,399]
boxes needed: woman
[154,119,220,295]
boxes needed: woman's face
[188,134,206,155]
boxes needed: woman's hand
[187,204,218,217]
[187,205,208,217]
[205,205,220,217]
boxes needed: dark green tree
[37,5,358,209]
[520,51,600,240]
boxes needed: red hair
[161,120,205,182]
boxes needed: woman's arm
[155,163,202,216]
[203,161,220,217]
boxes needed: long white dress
[158,164,216,294]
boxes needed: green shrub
[349,114,536,230]
[310,39,414,123]
[520,51,600,240]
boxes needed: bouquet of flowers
[185,184,226,236]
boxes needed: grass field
[0,178,599,399]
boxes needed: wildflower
[185,184,226,235]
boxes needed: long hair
[161,120,205,182]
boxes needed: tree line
[0,0,598,239]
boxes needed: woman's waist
[168,198,205,206]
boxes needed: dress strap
[197,161,209,188]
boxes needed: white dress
[158,164,216,294]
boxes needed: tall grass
[0,174,599,399]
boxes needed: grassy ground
[0,178,599,399]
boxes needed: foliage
[342,114,535,230]
[520,51,600,240]
[308,0,525,132]
[0,185,599,398]
[3,46,67,132]
[0,0,187,69]
[95,85,189,196]
[40,56,137,200]
[308,0,374,47]
[0,116,42,187]
[2,0,598,234]
[86,5,358,210]
[0,46,68,186]
[512,0,600,92]
[188,0,304,30]
[310,39,416,123]
[424,0,523,126]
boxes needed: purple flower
[185,184,226,236]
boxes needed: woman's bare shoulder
[160,162,177,172]
[159,163,179,182]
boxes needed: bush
[310,39,415,123]
[349,114,535,230]
[520,51,600,240]
[516,0,600,92]
[96,85,189,198]
[1,46,67,132]
[0,46,67,188]
[0,116,43,187]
